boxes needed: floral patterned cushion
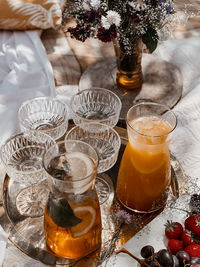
[0,0,64,30]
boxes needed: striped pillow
[0,0,64,30]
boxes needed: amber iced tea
[43,141,102,259]
[44,193,102,259]
[116,103,177,213]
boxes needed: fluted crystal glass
[66,123,121,173]
[65,122,121,204]
[0,131,55,217]
[70,88,122,128]
[18,97,69,140]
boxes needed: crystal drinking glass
[70,88,122,128]
[0,131,55,217]
[18,97,69,141]
[65,122,121,204]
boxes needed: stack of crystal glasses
[0,88,122,259]
[67,87,122,203]
[0,97,69,217]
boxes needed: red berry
[168,239,184,255]
[191,216,200,237]
[185,215,200,233]
[182,230,196,246]
[165,220,183,240]
[185,215,196,231]
[185,243,200,258]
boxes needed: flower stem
[116,248,149,266]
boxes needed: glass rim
[18,96,69,130]
[43,139,99,182]
[126,102,177,138]
[65,122,121,153]
[0,131,55,175]
[70,87,122,122]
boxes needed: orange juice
[116,115,172,212]
[44,193,102,259]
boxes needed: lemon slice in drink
[130,146,167,174]
[124,142,167,174]
[71,206,96,238]
[65,152,94,179]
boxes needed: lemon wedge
[71,206,96,238]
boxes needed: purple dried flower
[62,0,177,53]
[68,25,91,42]
[116,210,132,224]
[97,24,117,42]
[78,10,100,23]
[166,4,172,13]
[131,13,141,23]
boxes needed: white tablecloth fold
[155,37,200,179]
[0,30,55,147]
[0,30,55,267]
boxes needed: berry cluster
[164,214,200,265]
[117,195,200,266]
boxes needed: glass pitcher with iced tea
[116,102,177,213]
[43,140,102,259]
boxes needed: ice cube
[144,119,154,130]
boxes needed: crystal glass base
[16,184,49,217]
[95,173,114,205]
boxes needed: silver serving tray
[0,138,187,266]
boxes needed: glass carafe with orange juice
[116,102,177,213]
[43,140,102,259]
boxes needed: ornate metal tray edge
[0,128,188,266]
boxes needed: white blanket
[155,38,200,179]
[0,30,55,147]
[0,30,55,267]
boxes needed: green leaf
[47,193,82,228]
[142,27,158,53]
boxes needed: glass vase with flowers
[62,0,176,92]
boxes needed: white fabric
[0,30,55,267]
[155,38,200,179]
[56,85,79,119]
[0,226,8,267]
[0,30,55,147]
